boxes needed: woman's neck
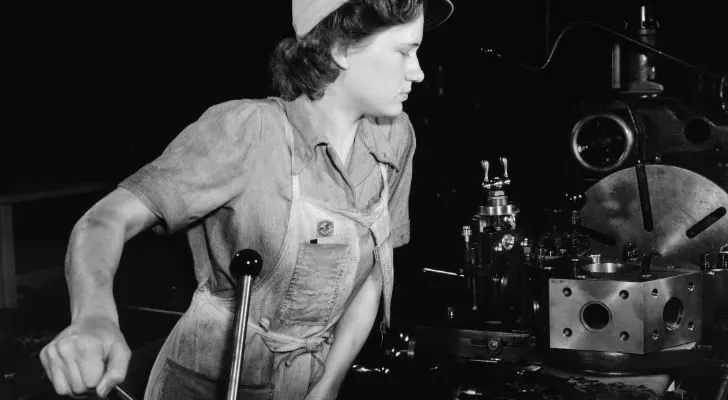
[311,92,361,166]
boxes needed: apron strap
[248,320,333,381]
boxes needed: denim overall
[144,108,395,400]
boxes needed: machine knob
[701,253,713,271]
[720,252,728,270]
[482,157,513,190]
[500,157,509,179]
[481,160,490,186]
[230,249,263,280]
[622,242,640,262]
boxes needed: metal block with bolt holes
[549,267,703,354]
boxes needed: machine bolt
[462,225,472,240]
[622,242,639,262]
[701,253,712,271]
[563,287,572,297]
[720,252,728,269]
[619,331,630,341]
[563,328,572,337]
[619,290,629,299]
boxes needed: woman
[39,0,453,399]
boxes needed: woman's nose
[408,63,425,83]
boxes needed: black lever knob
[230,249,263,280]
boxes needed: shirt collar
[283,96,400,170]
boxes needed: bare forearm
[65,189,159,323]
[318,267,382,392]
[66,209,128,323]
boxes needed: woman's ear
[331,43,349,69]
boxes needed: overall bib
[144,107,395,400]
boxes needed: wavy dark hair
[270,0,424,101]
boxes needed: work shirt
[119,95,415,298]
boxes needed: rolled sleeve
[119,164,188,234]
[119,100,263,235]
[387,114,416,248]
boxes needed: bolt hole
[563,287,572,297]
[581,302,611,331]
[563,328,572,337]
[664,297,684,331]
[619,290,629,299]
[652,288,659,297]
[688,282,695,293]
[688,322,695,331]
[620,331,630,341]
[651,329,660,340]
[684,117,712,144]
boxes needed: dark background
[5,0,728,259]
[2,1,728,397]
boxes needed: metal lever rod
[112,385,136,400]
[481,160,490,187]
[226,249,263,400]
[500,157,509,179]
[423,267,464,278]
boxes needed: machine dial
[571,113,635,172]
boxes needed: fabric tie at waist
[249,321,333,379]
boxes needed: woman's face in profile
[338,11,425,117]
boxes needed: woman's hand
[40,315,131,398]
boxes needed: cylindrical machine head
[230,249,263,279]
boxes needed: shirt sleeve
[387,113,416,248]
[119,100,263,235]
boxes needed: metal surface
[478,204,519,217]
[227,275,254,400]
[545,342,701,374]
[581,262,639,274]
[581,164,728,265]
[710,268,728,318]
[412,325,537,363]
[549,270,703,354]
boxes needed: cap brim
[424,0,454,30]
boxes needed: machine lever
[226,249,263,400]
[500,157,509,179]
[423,267,464,278]
[481,160,490,187]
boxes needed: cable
[481,20,724,81]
